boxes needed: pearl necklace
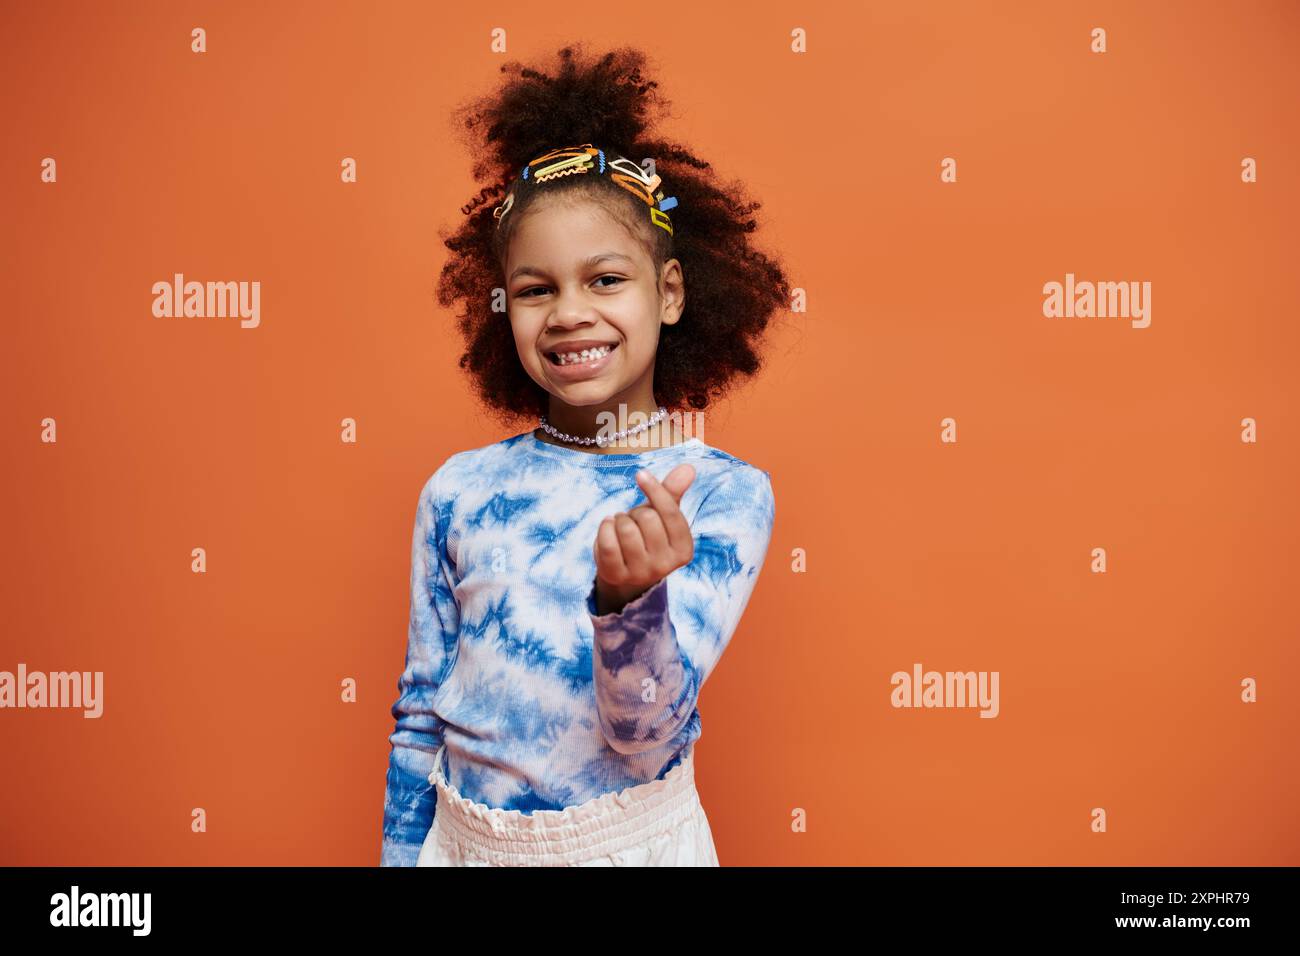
[538,406,669,448]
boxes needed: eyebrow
[508,253,635,283]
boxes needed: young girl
[380,44,790,866]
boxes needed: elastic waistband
[426,744,700,863]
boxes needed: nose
[548,282,600,328]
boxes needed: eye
[516,285,550,298]
[594,275,626,289]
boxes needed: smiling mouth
[546,343,618,366]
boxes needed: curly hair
[436,43,791,427]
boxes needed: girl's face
[503,196,684,419]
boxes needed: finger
[659,463,696,501]
[594,515,628,583]
[634,467,693,553]
[628,502,670,566]
[612,513,650,580]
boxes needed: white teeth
[553,345,612,365]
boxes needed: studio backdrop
[2,0,1296,865]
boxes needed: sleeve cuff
[586,575,669,623]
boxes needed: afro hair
[436,42,792,427]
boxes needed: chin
[548,385,622,405]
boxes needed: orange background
[2,0,1297,865]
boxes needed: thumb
[659,463,696,503]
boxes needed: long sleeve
[380,470,459,866]
[586,464,775,756]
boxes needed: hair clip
[493,143,676,236]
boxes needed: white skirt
[417,743,720,867]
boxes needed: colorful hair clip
[493,143,677,237]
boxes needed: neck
[536,396,684,455]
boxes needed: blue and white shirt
[379,429,776,866]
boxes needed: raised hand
[592,463,696,615]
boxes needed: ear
[659,258,686,327]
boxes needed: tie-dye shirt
[379,429,776,866]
